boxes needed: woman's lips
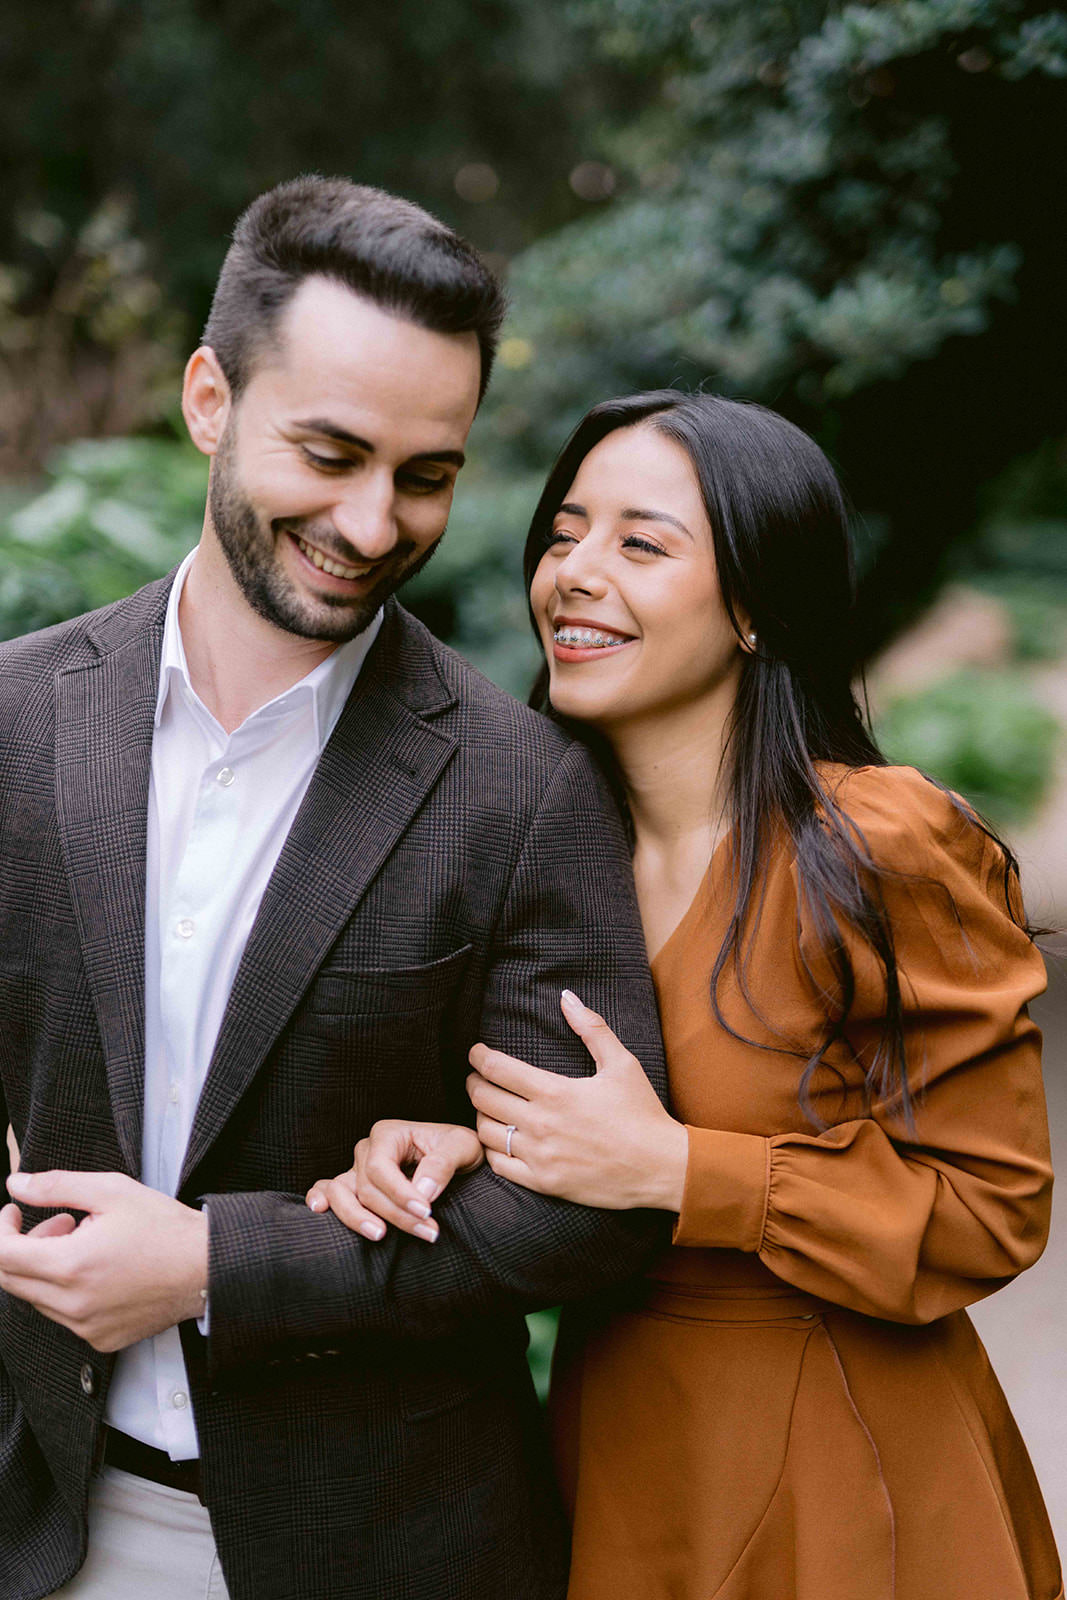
[550,619,637,663]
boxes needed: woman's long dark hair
[523,390,1029,1126]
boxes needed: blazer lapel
[54,586,171,1176]
[179,607,458,1187]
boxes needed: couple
[0,175,1059,1600]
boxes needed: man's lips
[287,530,384,587]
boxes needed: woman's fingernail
[6,1173,29,1197]
[414,1222,439,1243]
[308,1194,326,1212]
[561,989,583,1013]
[407,1199,432,1219]
[414,1177,438,1200]
[361,1220,386,1241]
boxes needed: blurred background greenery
[2,0,1066,1397]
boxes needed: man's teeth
[296,535,370,580]
[554,626,630,648]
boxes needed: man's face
[205,277,482,642]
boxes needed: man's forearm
[201,1172,667,1379]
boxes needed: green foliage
[482,0,1065,468]
[876,669,1061,824]
[404,455,546,695]
[0,435,203,640]
[959,439,1067,660]
[525,1307,561,1403]
[471,0,1067,657]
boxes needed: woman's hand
[467,989,688,1212]
[305,1121,483,1242]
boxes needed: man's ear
[182,346,232,458]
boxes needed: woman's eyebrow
[621,507,693,539]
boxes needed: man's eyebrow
[293,418,465,467]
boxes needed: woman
[307,392,1062,1599]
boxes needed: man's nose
[330,475,399,560]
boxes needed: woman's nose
[556,541,608,598]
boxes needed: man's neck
[178,537,337,735]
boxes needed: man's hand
[0,1170,208,1353]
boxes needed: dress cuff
[671,1127,770,1251]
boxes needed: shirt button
[168,1083,180,1105]
[216,767,236,787]
[176,918,195,939]
[172,1391,189,1410]
[80,1363,95,1397]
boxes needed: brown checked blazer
[0,577,668,1600]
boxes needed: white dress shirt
[106,548,382,1459]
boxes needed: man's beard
[207,428,441,643]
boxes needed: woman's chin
[547,682,619,728]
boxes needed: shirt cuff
[196,1203,210,1335]
[671,1126,770,1251]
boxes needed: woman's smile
[551,613,638,663]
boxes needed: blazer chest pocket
[302,942,474,1019]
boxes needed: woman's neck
[607,683,736,862]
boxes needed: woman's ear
[737,616,758,655]
[181,346,232,458]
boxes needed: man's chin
[278,565,410,643]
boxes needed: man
[0,177,666,1599]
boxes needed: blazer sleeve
[671,767,1053,1325]
[201,741,670,1377]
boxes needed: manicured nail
[561,989,584,1014]
[307,1194,326,1212]
[414,1177,438,1200]
[360,1220,386,1241]
[407,1199,432,1219]
[414,1222,439,1243]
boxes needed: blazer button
[80,1364,96,1397]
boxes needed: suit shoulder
[404,611,575,770]
[0,578,170,719]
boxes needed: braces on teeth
[555,627,627,648]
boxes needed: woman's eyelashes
[546,527,668,557]
[621,534,668,556]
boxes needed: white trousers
[54,1466,230,1599]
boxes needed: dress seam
[707,1322,821,1599]
[822,1321,897,1599]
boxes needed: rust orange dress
[551,765,1062,1600]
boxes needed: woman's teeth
[554,626,630,648]
[296,535,368,580]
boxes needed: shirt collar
[155,546,384,751]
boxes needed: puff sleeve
[672,767,1053,1325]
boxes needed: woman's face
[529,422,746,732]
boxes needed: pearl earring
[747,632,757,647]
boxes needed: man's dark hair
[203,175,507,402]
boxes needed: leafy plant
[0,434,203,641]
[876,669,1061,825]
